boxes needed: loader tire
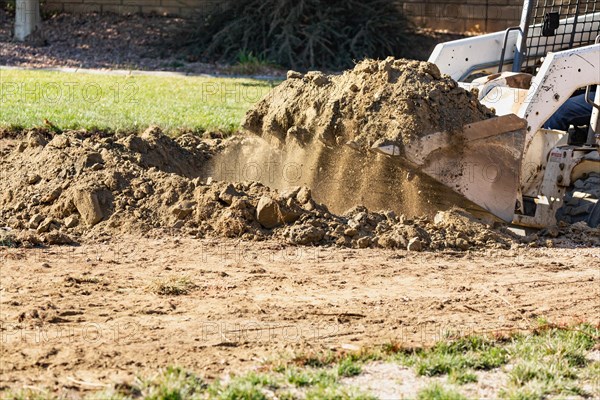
[588,202,600,228]
[556,172,600,227]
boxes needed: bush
[177,0,412,70]
[3,0,16,14]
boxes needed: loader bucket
[372,114,528,222]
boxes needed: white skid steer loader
[375,0,600,228]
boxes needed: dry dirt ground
[1,239,598,396]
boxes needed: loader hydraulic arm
[518,43,600,147]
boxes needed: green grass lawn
[0,69,277,134]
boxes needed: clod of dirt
[256,196,282,229]
[73,189,105,226]
[407,237,423,252]
[243,57,494,150]
[536,221,600,248]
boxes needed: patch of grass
[238,372,279,388]
[137,366,206,400]
[415,352,463,376]
[90,383,140,400]
[0,70,276,135]
[292,350,339,368]
[304,386,376,400]
[289,347,384,371]
[581,359,600,390]
[413,336,508,377]
[207,372,280,399]
[449,370,478,385]
[227,51,280,76]
[209,382,268,400]
[379,324,599,399]
[285,368,312,387]
[285,367,337,387]
[276,393,297,400]
[416,383,468,400]
[337,358,362,378]
[9,324,599,399]
[500,324,599,399]
[149,277,196,296]
[509,362,560,386]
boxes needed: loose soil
[1,127,598,397]
[243,58,495,150]
[2,129,597,252]
[0,55,598,397]
[1,239,598,397]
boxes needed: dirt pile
[243,57,494,149]
[0,127,215,245]
[535,222,600,248]
[0,128,518,251]
[1,128,597,250]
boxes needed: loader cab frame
[428,0,600,228]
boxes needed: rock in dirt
[27,131,47,147]
[287,70,303,80]
[296,187,312,205]
[285,225,325,245]
[73,189,104,226]
[44,231,74,245]
[218,184,241,206]
[49,135,70,149]
[26,174,41,185]
[407,237,423,252]
[278,200,303,224]
[172,201,196,220]
[357,237,371,249]
[64,216,79,229]
[77,152,104,172]
[36,218,56,234]
[256,196,282,229]
[28,214,44,229]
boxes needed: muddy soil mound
[1,128,596,250]
[243,58,494,149]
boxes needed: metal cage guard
[514,0,536,71]
[522,0,599,71]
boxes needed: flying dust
[207,135,436,218]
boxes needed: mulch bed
[0,9,466,75]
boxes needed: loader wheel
[556,172,600,227]
[588,202,600,228]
